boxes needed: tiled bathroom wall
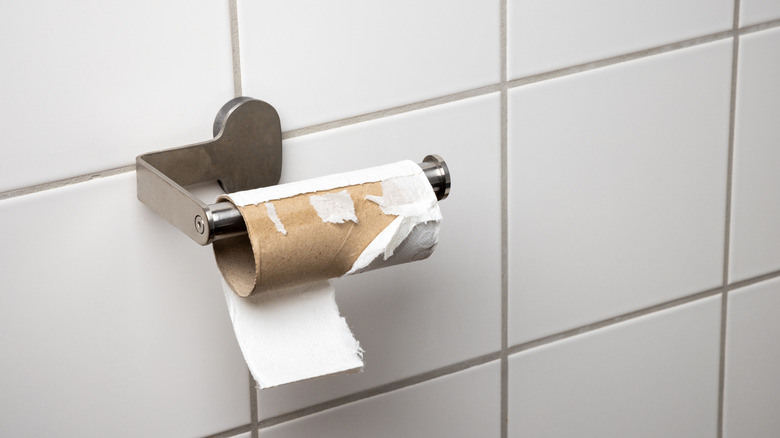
[0,1,778,437]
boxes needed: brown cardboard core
[213,182,396,297]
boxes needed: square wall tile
[237,0,499,131]
[0,174,249,437]
[0,0,234,192]
[728,28,780,282]
[257,94,501,420]
[741,0,780,26]
[508,0,732,78]
[264,360,500,438]
[509,296,721,438]
[508,40,732,344]
[724,277,780,437]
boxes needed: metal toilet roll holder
[136,97,451,245]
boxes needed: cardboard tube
[213,182,396,297]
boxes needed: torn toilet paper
[221,279,363,388]
[213,160,442,388]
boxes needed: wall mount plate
[136,97,282,245]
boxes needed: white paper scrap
[265,202,287,235]
[352,171,442,272]
[309,190,358,224]
[222,279,363,388]
[223,160,423,207]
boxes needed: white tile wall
[728,27,780,282]
[237,0,499,131]
[724,278,780,438]
[508,40,732,345]
[257,94,501,420]
[0,0,234,193]
[263,361,500,438]
[0,174,249,437]
[1,1,779,436]
[740,0,780,26]
[509,296,721,438]
[507,0,733,78]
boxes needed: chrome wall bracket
[137,97,450,246]
[136,97,283,245]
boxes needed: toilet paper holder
[136,97,451,246]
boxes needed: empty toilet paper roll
[213,160,442,388]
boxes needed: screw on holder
[194,215,206,234]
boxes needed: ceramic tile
[256,94,501,420]
[507,0,732,78]
[509,296,721,437]
[508,40,732,344]
[741,0,780,26]
[728,28,780,282]
[237,0,499,131]
[264,361,499,438]
[0,174,249,437]
[0,0,234,192]
[724,277,780,437]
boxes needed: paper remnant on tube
[357,173,441,268]
[309,190,358,224]
[224,160,427,207]
[265,203,287,235]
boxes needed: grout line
[0,165,135,201]
[506,29,735,89]
[235,0,254,432]
[241,14,780,433]
[499,0,509,437]
[727,268,780,291]
[738,17,780,35]
[280,20,780,144]
[249,371,259,438]
[2,2,254,203]
[281,84,501,140]
[280,27,732,143]
[253,270,780,431]
[0,7,773,433]
[257,352,502,429]
[500,0,507,84]
[229,0,243,97]
[5,19,780,202]
[718,3,741,436]
[506,286,724,356]
[202,423,252,438]
[279,24,776,144]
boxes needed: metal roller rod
[208,155,450,242]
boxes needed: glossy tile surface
[741,0,780,26]
[508,40,731,344]
[264,361,500,438]
[0,174,249,437]
[0,0,234,192]
[724,277,780,438]
[509,296,721,437]
[729,28,780,282]
[238,0,499,131]
[507,0,732,78]
[257,94,501,420]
